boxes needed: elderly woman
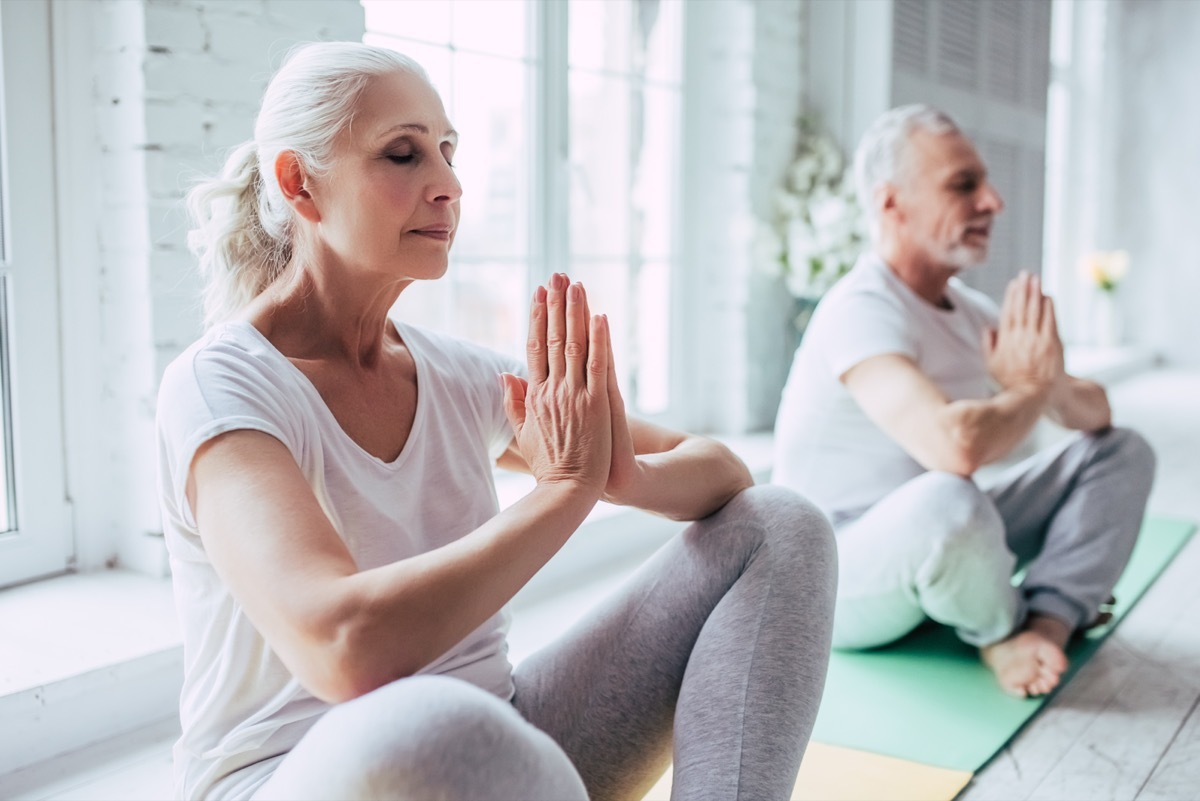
[156,41,835,801]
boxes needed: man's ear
[877,182,902,224]
[275,150,321,223]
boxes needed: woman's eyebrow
[378,123,458,143]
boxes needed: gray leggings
[251,486,836,801]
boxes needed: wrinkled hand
[983,272,1065,393]
[501,273,612,494]
[599,313,644,505]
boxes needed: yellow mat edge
[642,741,973,801]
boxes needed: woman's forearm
[608,436,753,521]
[311,480,601,701]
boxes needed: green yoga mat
[811,516,1197,772]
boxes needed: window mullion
[530,0,569,293]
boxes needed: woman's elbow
[287,614,421,704]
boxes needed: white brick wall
[61,0,365,573]
[746,0,806,432]
[683,0,804,433]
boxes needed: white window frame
[365,0,689,429]
[0,0,73,588]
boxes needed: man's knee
[1097,426,1156,479]
[910,472,1004,552]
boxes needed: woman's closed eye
[386,150,455,169]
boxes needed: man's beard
[940,238,989,271]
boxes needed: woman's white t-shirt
[156,320,522,800]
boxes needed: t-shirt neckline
[222,318,426,471]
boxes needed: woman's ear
[275,150,321,223]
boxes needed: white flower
[774,189,803,220]
[761,118,865,301]
[753,222,785,275]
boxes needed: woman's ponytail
[186,142,291,329]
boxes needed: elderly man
[772,104,1155,697]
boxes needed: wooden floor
[961,368,1200,801]
[1,367,1197,800]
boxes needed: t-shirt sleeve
[156,343,302,530]
[815,288,918,379]
[477,349,525,461]
[425,330,525,462]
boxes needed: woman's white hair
[186,41,429,329]
[852,104,961,241]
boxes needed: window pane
[635,83,678,260]
[448,53,530,261]
[363,0,452,46]
[560,256,669,416]
[642,0,683,85]
[367,0,533,357]
[569,71,631,258]
[568,3,681,416]
[569,0,631,73]
[392,260,527,358]
[452,0,527,58]
[634,259,670,415]
[0,278,14,532]
[570,0,681,84]
[565,257,633,391]
[369,0,682,421]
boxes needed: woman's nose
[429,160,462,203]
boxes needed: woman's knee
[278,676,585,801]
[724,484,837,569]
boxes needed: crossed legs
[831,427,1155,696]
[244,486,837,801]
[514,484,837,801]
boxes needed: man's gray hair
[853,104,961,239]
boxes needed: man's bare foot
[980,614,1072,698]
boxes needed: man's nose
[980,182,1004,213]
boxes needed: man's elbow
[925,408,987,476]
[940,421,987,476]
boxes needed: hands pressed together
[501,273,641,500]
[983,271,1066,395]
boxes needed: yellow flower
[1080,250,1129,292]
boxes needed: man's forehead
[906,129,984,175]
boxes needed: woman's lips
[412,228,452,242]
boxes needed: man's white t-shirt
[771,252,1000,520]
[156,320,522,801]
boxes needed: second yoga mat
[810,515,1197,772]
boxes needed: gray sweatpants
[831,426,1155,649]
[249,485,837,801]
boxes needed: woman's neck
[245,258,412,368]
